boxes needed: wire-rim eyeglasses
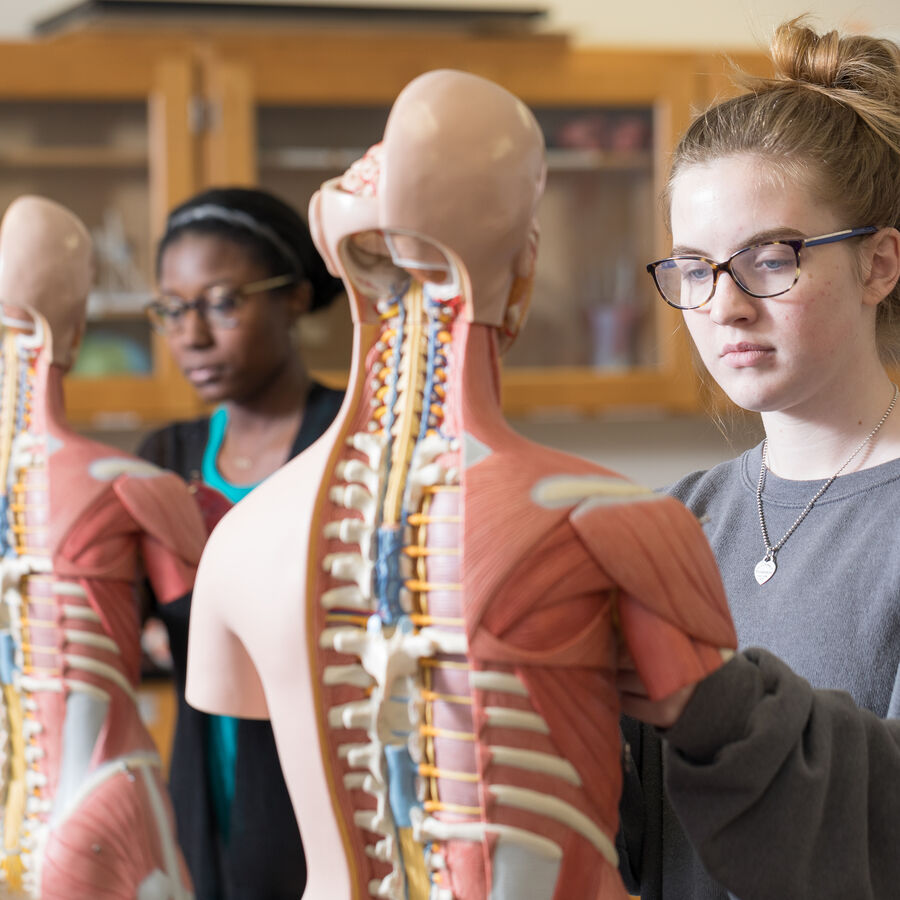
[145,273,295,335]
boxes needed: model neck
[443,317,504,439]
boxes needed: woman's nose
[178,307,214,347]
[707,271,759,326]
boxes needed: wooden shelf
[0,30,762,424]
[65,370,202,428]
[545,148,651,172]
[260,145,653,173]
[312,365,702,416]
[0,145,148,169]
[259,146,367,171]
[87,290,151,319]
[499,367,699,416]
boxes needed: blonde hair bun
[760,17,900,147]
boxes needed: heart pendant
[754,556,776,585]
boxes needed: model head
[152,186,342,404]
[379,69,546,330]
[0,195,93,370]
[310,72,546,345]
[663,18,900,366]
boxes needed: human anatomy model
[0,196,201,899]
[186,71,737,899]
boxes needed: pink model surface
[0,196,201,898]
[186,71,736,899]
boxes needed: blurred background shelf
[0,28,770,427]
[0,146,148,168]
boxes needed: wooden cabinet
[0,33,204,428]
[197,32,710,415]
[0,29,767,424]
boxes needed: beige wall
[553,0,900,48]
[4,0,899,46]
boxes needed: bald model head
[0,195,94,369]
[379,70,546,326]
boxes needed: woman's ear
[862,227,900,307]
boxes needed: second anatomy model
[0,196,201,899]
[186,71,737,899]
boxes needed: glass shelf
[87,290,151,320]
[0,147,147,169]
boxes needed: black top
[138,381,344,900]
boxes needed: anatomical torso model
[186,71,737,900]
[0,196,202,899]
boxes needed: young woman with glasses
[618,18,900,900]
[138,186,344,899]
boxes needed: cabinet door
[0,35,203,428]
[201,36,702,414]
[496,50,701,415]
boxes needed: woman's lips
[720,342,773,367]
[186,365,224,386]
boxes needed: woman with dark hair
[139,186,345,899]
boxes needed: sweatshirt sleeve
[663,647,900,900]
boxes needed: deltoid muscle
[0,196,201,899]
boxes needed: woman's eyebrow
[157,278,238,297]
[671,227,806,257]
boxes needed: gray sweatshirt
[618,444,900,899]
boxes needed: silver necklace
[754,384,899,585]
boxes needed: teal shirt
[201,406,261,842]
[201,406,261,505]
